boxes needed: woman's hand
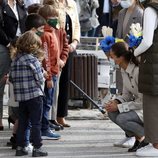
[105,100,118,112]
[69,40,78,52]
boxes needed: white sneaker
[122,137,135,148]
[136,145,158,157]
[136,144,152,152]
[25,143,33,153]
[114,137,135,148]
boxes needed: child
[38,4,69,131]
[9,31,48,157]
[25,13,62,139]
[25,13,46,33]
[27,3,42,14]
[7,78,33,151]
[6,16,46,149]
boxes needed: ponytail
[128,48,139,66]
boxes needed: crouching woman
[105,42,148,152]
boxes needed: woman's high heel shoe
[57,117,71,128]
[8,116,15,129]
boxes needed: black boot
[7,134,17,149]
[11,134,17,149]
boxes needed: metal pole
[70,80,106,114]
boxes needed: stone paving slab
[67,109,108,120]
[0,107,154,158]
[0,119,154,158]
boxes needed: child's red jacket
[41,25,69,81]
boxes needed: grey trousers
[108,110,144,138]
[0,45,10,119]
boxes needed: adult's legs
[108,111,135,137]
[57,52,75,127]
[108,111,140,148]
[108,111,120,125]
[143,94,158,143]
[115,111,144,138]
[57,58,70,118]
[136,95,158,156]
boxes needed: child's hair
[16,31,43,55]
[38,4,59,20]
[27,3,43,14]
[25,13,46,31]
[43,0,58,6]
[9,44,17,60]
[34,48,45,62]
[111,42,139,66]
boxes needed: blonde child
[9,31,48,157]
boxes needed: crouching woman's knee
[108,112,118,123]
[116,113,128,127]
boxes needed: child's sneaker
[42,129,61,140]
[15,146,28,156]
[25,143,33,153]
[32,147,48,157]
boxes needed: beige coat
[116,62,143,121]
[116,5,143,40]
[58,0,80,42]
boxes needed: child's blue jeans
[42,75,58,132]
